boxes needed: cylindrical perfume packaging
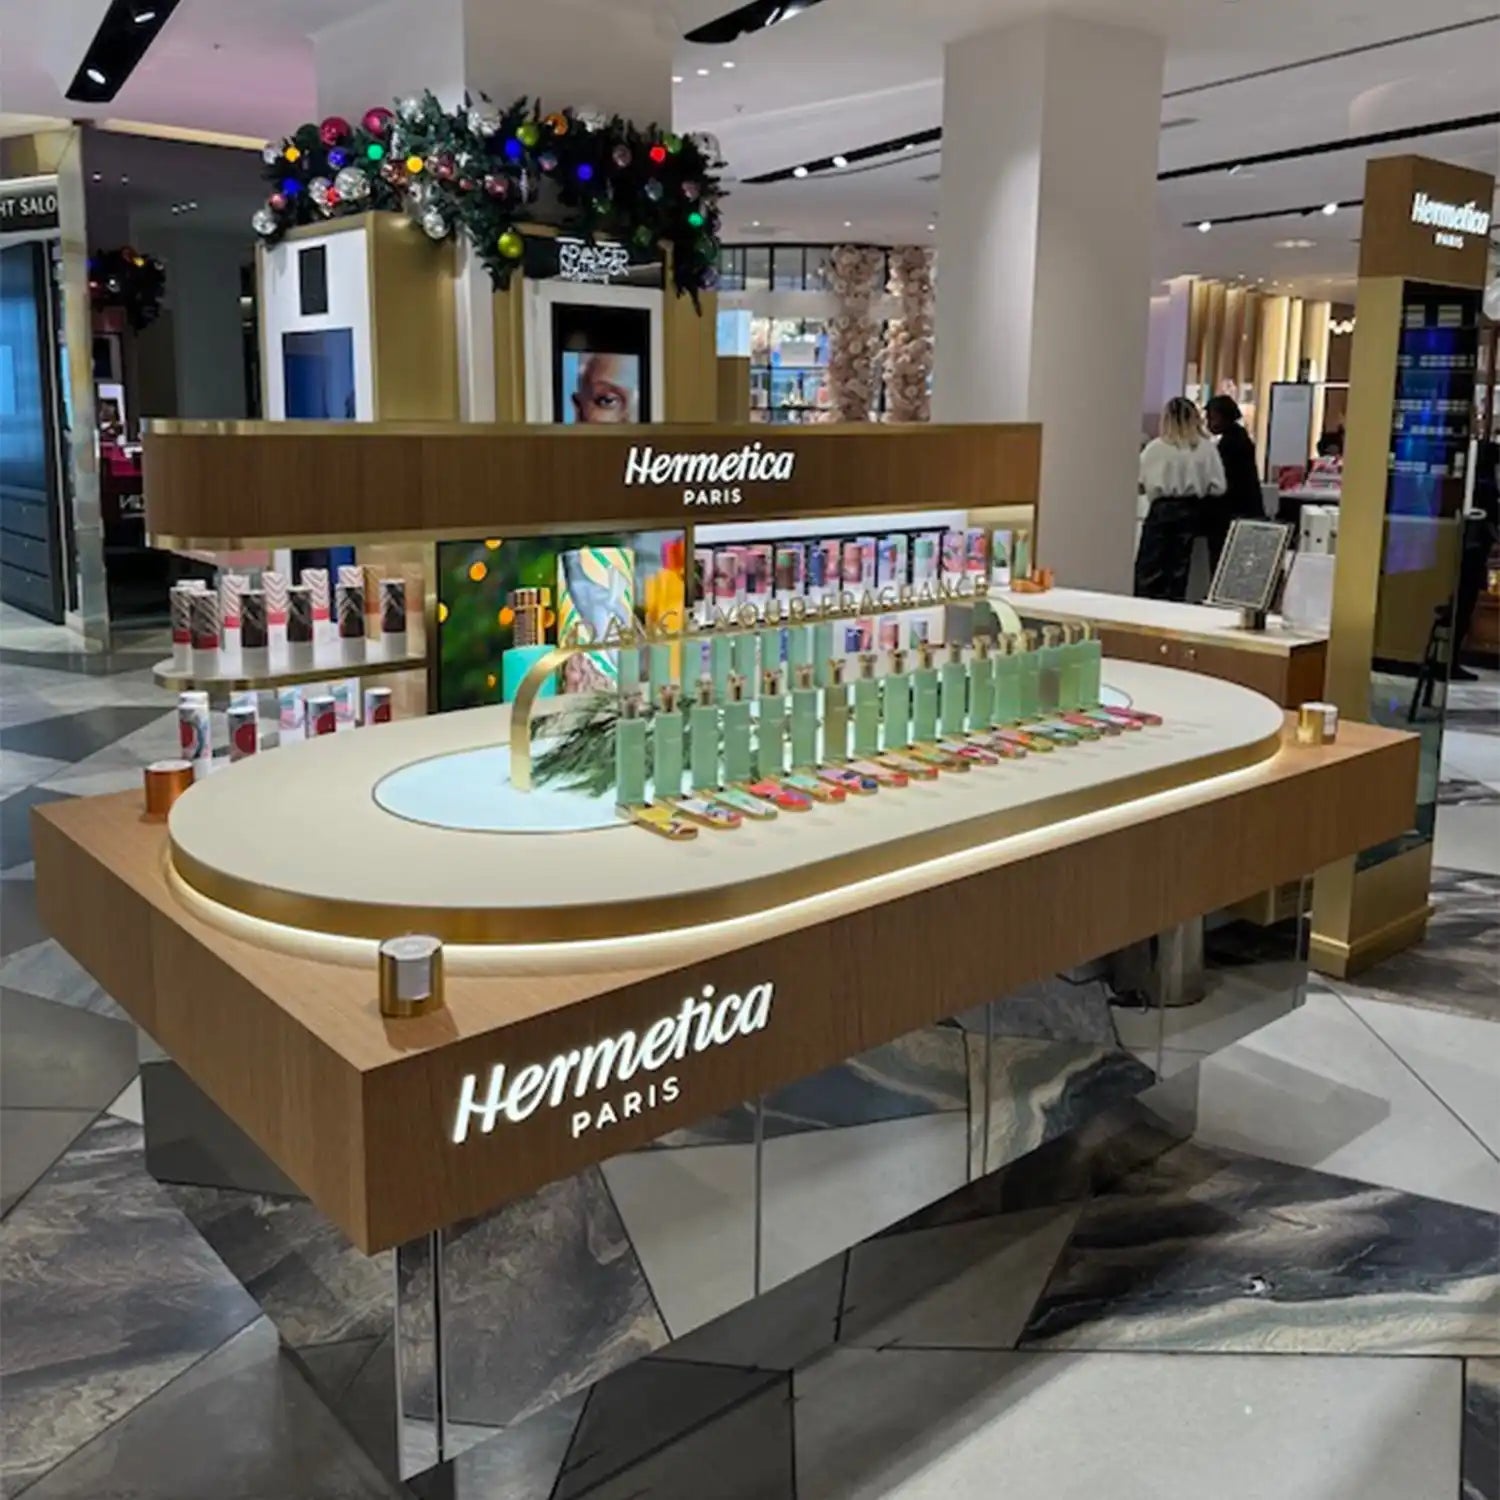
[379,578,407,646]
[177,692,212,777]
[378,934,445,1019]
[287,585,314,666]
[363,687,393,725]
[332,680,357,730]
[337,584,366,661]
[1296,702,1339,746]
[774,543,804,600]
[693,547,714,624]
[308,694,337,737]
[240,588,269,670]
[228,704,259,761]
[300,567,331,639]
[278,687,305,742]
[169,584,197,668]
[189,592,221,675]
[218,572,248,644]
[262,570,289,630]
[143,759,194,819]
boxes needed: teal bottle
[615,692,647,806]
[618,644,641,694]
[912,645,940,742]
[813,620,835,686]
[1016,631,1042,720]
[853,653,881,757]
[652,683,685,798]
[690,676,720,790]
[757,669,787,778]
[823,660,849,762]
[732,630,757,683]
[1079,622,1103,707]
[883,649,912,748]
[711,632,734,703]
[790,665,819,768]
[722,673,753,783]
[759,626,782,677]
[1037,626,1065,714]
[993,635,1023,725]
[940,641,968,737]
[969,636,995,728]
[787,623,813,675]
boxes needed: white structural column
[933,15,1164,592]
[310,0,675,422]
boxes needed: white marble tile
[793,1347,1461,1500]
[1434,804,1500,876]
[760,1114,970,1293]
[106,1076,144,1125]
[1344,996,1500,1160]
[1,752,71,797]
[0,940,116,1016]
[1442,730,1500,791]
[600,1141,757,1340]
[839,1204,1079,1351]
[1191,991,1500,1213]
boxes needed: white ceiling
[2,0,1497,294]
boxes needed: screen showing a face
[551,303,652,425]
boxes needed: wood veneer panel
[34,718,1415,1251]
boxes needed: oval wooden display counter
[169,661,1284,947]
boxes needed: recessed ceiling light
[1197,221,1212,233]
[832,154,848,168]
[120,174,129,184]
[843,220,852,227]
[722,60,735,68]
[696,67,711,76]
[91,172,101,182]
[1321,201,1339,216]
[672,74,684,83]
[927,223,936,231]
[86,67,106,84]
[751,219,761,226]
[792,165,808,178]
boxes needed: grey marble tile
[293,1335,384,1408]
[793,1346,1461,1500]
[0,706,174,764]
[560,1369,792,1500]
[991,976,1124,1045]
[0,788,74,873]
[1020,1139,1500,1356]
[1442,777,1500,807]
[164,1183,394,1349]
[0,1107,97,1217]
[1326,868,1500,1022]
[0,876,48,957]
[0,940,120,1018]
[16,1319,402,1500]
[0,1118,260,1494]
[839,1203,1080,1351]
[552,1359,783,1499]
[412,1390,588,1500]
[408,1167,669,1433]
[1466,1358,1500,1500]
[0,752,70,798]
[0,988,137,1111]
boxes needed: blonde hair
[1159,397,1205,448]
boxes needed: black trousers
[1134,496,1200,601]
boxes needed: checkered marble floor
[0,608,1494,1499]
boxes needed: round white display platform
[168,662,1284,944]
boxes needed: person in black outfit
[1204,395,1263,576]
[1453,439,1499,680]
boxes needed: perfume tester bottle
[823,660,850,762]
[788,623,813,676]
[723,673,754,784]
[711,631,734,704]
[690,675,721,791]
[758,668,788,779]
[615,692,647,807]
[970,635,995,728]
[1037,626,1065,714]
[814,620,836,686]
[993,634,1022,724]
[852,654,882,757]
[912,645,940,742]
[1078,622,1103,707]
[790,664,820,768]
[941,641,968,738]
[1016,631,1042,720]
[883,648,912,748]
[653,683,685,798]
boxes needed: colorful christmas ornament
[284,145,301,163]
[644,179,664,202]
[538,151,557,173]
[681,181,700,201]
[327,148,347,169]
[545,112,569,135]
[576,163,594,182]
[366,142,385,161]
[484,174,509,198]
[406,155,424,174]
[611,143,632,169]
[319,116,351,146]
[648,144,667,165]
[503,137,523,161]
[363,106,394,136]
[269,192,287,211]
[517,121,541,148]
[497,229,524,259]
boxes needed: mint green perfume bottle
[758,668,787,778]
[941,641,968,737]
[823,660,849,762]
[615,691,647,806]
[760,626,782,678]
[1058,623,1086,711]
[732,631,757,682]
[790,664,819,768]
[722,673,753,783]
[912,644,940,742]
[1078,621,1103,707]
[652,683,684,797]
[853,653,881,757]
[883,649,912,748]
[814,620,835,686]
[1016,631,1042,719]
[788,624,813,676]
[1013,530,1032,584]
[993,635,1022,724]
[711,632,734,704]
[618,644,641,695]
[970,635,995,728]
[1037,626,1065,713]
[690,675,721,790]
[648,642,672,700]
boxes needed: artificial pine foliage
[531,691,628,797]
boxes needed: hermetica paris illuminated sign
[1410,192,1492,250]
[624,442,795,507]
[453,980,775,1142]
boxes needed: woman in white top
[1134,397,1227,601]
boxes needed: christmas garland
[88,248,166,329]
[252,94,724,300]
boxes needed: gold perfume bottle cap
[828,658,844,685]
[378,934,445,1019]
[892,648,909,673]
[947,640,965,664]
[1021,629,1037,652]
[1081,620,1095,641]
[917,643,935,669]
[1042,625,1062,647]
[729,672,746,703]
[974,635,992,661]
[762,667,783,696]
[859,652,878,680]
[697,674,715,706]
[659,682,680,713]
[795,664,814,690]
[1000,633,1019,657]
[621,690,643,718]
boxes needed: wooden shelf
[153,635,427,692]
